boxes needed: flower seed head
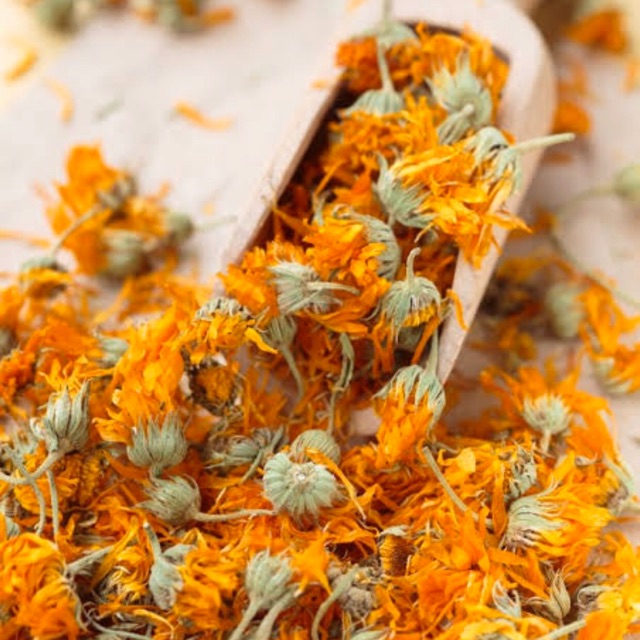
[507,446,538,500]
[41,382,91,453]
[290,429,341,465]
[521,393,571,451]
[97,335,129,368]
[100,229,148,279]
[349,213,400,280]
[544,282,585,339]
[205,426,286,470]
[145,524,190,610]
[381,248,441,336]
[428,54,493,144]
[492,580,521,619]
[501,489,562,550]
[141,476,201,526]
[263,452,341,520]
[127,414,188,476]
[526,571,571,624]
[164,211,195,246]
[376,363,445,421]
[374,155,426,227]
[244,550,294,608]
[270,261,344,315]
[612,163,640,205]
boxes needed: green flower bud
[269,261,357,315]
[348,212,400,281]
[526,571,571,624]
[245,550,294,608]
[374,154,426,228]
[100,230,148,279]
[344,41,403,116]
[613,163,640,205]
[290,429,341,465]
[127,414,188,476]
[381,248,442,337]
[141,476,201,526]
[34,0,75,30]
[164,212,195,246]
[492,580,521,618]
[521,393,572,453]
[97,336,129,368]
[501,487,562,551]
[544,282,585,339]
[263,452,341,520]
[428,53,493,144]
[145,524,191,610]
[39,382,91,454]
[506,446,538,500]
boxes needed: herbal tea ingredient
[1,19,639,640]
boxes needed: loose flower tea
[1,9,639,640]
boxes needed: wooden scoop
[224,0,557,435]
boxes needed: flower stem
[228,599,263,640]
[376,41,395,94]
[0,450,65,486]
[537,619,586,640]
[46,469,60,541]
[510,132,575,155]
[311,568,358,640]
[195,508,274,523]
[280,342,305,403]
[50,205,104,255]
[252,592,295,640]
[423,446,494,531]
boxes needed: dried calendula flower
[99,229,149,279]
[500,486,562,550]
[380,247,442,339]
[206,426,286,482]
[343,40,404,116]
[544,281,585,339]
[612,163,640,205]
[492,580,522,619]
[145,523,192,610]
[228,550,295,640]
[38,382,91,455]
[360,0,416,49]
[142,476,272,526]
[269,261,358,315]
[506,446,538,500]
[427,52,493,144]
[521,393,572,453]
[97,335,129,367]
[526,571,571,624]
[263,452,342,521]
[467,126,575,194]
[290,429,341,465]
[374,154,425,227]
[127,413,188,477]
[163,211,196,246]
[263,315,305,401]
[348,212,400,281]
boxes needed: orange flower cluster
[0,19,639,640]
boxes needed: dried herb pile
[1,11,640,640]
